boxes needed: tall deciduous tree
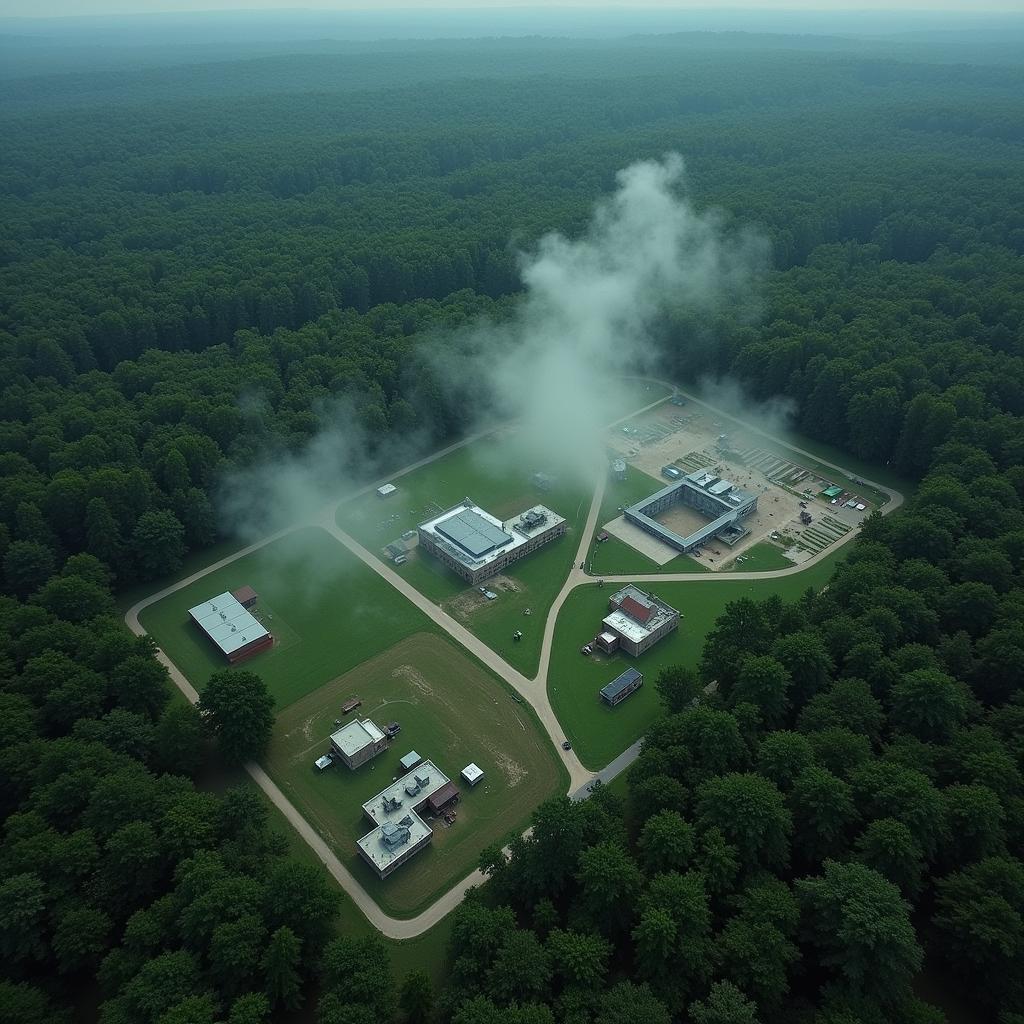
[198,670,275,764]
[696,774,792,872]
[262,925,302,1010]
[131,510,186,579]
[797,860,922,1004]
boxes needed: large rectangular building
[356,760,460,879]
[600,585,680,657]
[330,719,389,769]
[624,468,758,553]
[187,591,273,664]
[417,498,566,585]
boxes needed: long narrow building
[187,590,273,664]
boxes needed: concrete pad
[602,516,678,566]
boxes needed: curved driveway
[124,378,904,939]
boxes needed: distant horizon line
[4,5,1024,23]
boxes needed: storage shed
[399,751,422,772]
[461,763,484,786]
[426,781,460,814]
[600,667,643,707]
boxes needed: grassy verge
[549,549,848,769]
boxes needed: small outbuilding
[461,763,484,786]
[399,751,422,772]
[426,781,460,814]
[600,667,643,707]
[377,483,397,498]
[330,719,388,769]
[231,585,259,609]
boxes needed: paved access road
[125,378,904,939]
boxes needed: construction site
[603,397,877,569]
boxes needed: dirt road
[124,378,904,939]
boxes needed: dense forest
[2,19,1024,1024]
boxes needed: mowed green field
[588,534,709,576]
[138,527,437,708]
[336,432,592,676]
[548,548,848,769]
[266,632,566,917]
[727,541,796,572]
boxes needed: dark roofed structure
[231,585,258,608]
[426,781,460,814]
[436,508,513,558]
[600,667,643,707]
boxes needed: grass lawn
[548,548,848,770]
[726,541,796,572]
[587,535,709,576]
[138,527,437,709]
[337,433,593,677]
[440,532,580,677]
[266,632,565,917]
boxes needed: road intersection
[125,380,903,938]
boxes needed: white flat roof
[603,609,650,644]
[377,483,397,495]
[419,499,564,570]
[362,760,451,826]
[331,718,385,757]
[188,591,270,656]
[461,763,484,783]
[357,813,432,873]
[356,759,451,874]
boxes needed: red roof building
[620,595,653,623]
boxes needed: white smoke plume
[431,152,769,480]
[217,153,769,553]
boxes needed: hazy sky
[2,1,1021,20]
